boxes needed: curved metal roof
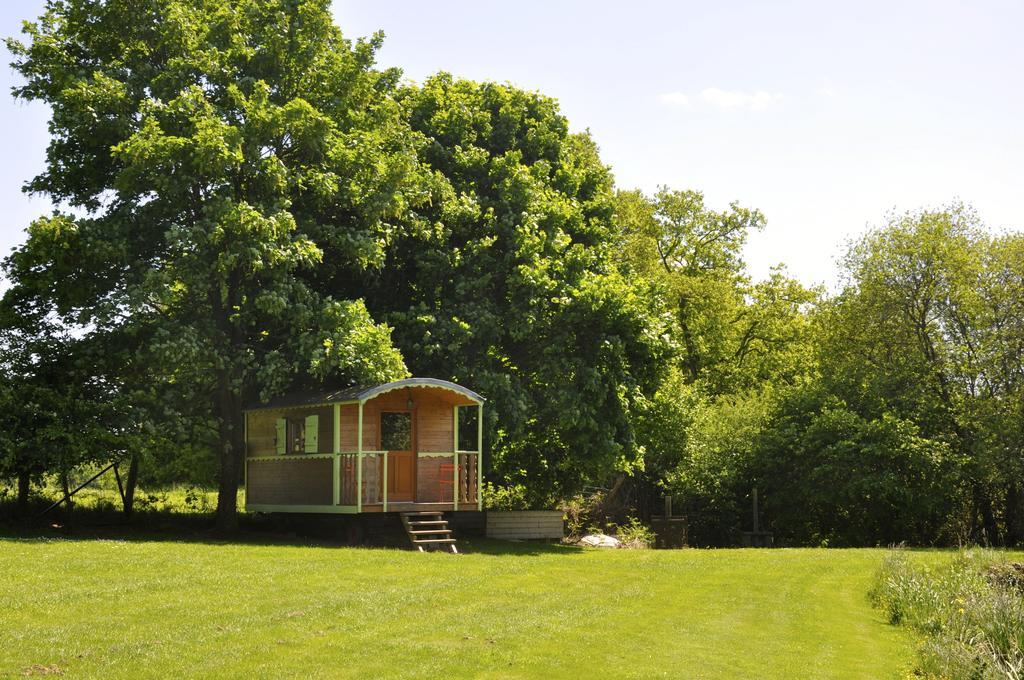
[244,377,484,411]
[357,377,484,403]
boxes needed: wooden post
[357,401,364,513]
[123,455,139,518]
[382,448,388,513]
[333,404,341,506]
[113,462,126,505]
[752,486,760,533]
[477,403,483,511]
[453,449,459,511]
[243,412,248,505]
[453,405,460,509]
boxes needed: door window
[381,412,412,450]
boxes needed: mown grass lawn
[0,536,916,679]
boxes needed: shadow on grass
[0,503,581,556]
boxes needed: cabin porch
[243,379,484,515]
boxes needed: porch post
[332,403,341,506]
[477,402,483,511]
[453,405,460,511]
[243,412,248,510]
[382,444,388,513]
[357,401,364,513]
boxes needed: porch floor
[359,502,479,513]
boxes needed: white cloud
[658,87,784,112]
[816,77,838,98]
[698,88,783,110]
[657,91,692,109]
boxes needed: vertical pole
[333,404,341,506]
[357,401,364,513]
[752,486,759,533]
[477,402,484,511]
[453,405,460,453]
[382,447,388,513]
[243,412,248,509]
[453,405,460,509]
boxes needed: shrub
[612,517,655,549]
[560,492,604,538]
[870,548,1024,678]
[483,483,531,511]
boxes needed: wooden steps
[400,511,458,553]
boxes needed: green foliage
[609,516,655,548]
[481,481,531,511]
[871,549,1024,678]
[4,0,420,526]
[0,321,134,500]
[617,187,819,536]
[2,1,1021,551]
[819,204,1024,544]
[755,392,958,546]
[615,187,816,394]
[0,475,225,518]
[354,74,675,502]
[668,387,775,545]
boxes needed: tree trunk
[214,376,245,532]
[974,484,1000,546]
[122,455,139,518]
[61,470,73,510]
[16,470,30,515]
[1005,482,1024,547]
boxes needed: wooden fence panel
[486,511,564,540]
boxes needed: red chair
[438,462,461,502]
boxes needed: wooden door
[381,411,415,502]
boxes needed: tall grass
[0,472,235,522]
[870,549,1024,679]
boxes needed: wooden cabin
[243,378,484,515]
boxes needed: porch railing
[413,452,480,507]
[249,449,481,512]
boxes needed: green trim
[453,405,461,509]
[356,401,364,513]
[417,451,455,458]
[477,403,484,511]
[243,412,248,490]
[243,400,360,413]
[332,403,341,506]
[246,504,358,514]
[332,456,340,506]
[332,404,341,454]
[243,401,334,413]
[247,448,380,458]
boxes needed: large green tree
[5,0,417,528]
[615,187,819,526]
[0,319,127,515]
[331,74,674,502]
[808,204,1024,543]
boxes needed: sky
[2,0,1022,288]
